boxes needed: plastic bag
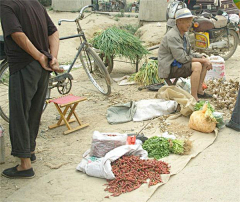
[205,56,225,81]
[229,14,240,24]
[89,131,127,158]
[213,112,225,129]
[76,144,148,179]
[133,99,178,122]
[189,104,216,133]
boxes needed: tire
[80,47,111,96]
[0,61,51,123]
[219,30,239,61]
[0,61,9,122]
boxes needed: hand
[38,54,52,71]
[203,58,212,70]
[49,57,64,73]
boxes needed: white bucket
[205,56,226,81]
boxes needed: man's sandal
[197,92,213,98]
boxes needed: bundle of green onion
[91,27,149,62]
[131,59,164,86]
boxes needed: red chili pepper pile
[104,156,170,197]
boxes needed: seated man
[158,8,212,101]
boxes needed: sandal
[197,92,212,98]
[1,165,35,179]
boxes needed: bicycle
[0,5,111,123]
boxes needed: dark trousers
[9,60,49,158]
[230,88,240,126]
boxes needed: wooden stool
[48,94,89,135]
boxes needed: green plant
[114,17,119,21]
[120,9,125,17]
[114,13,122,18]
[91,27,148,64]
[126,3,133,12]
[119,24,140,35]
[132,59,164,86]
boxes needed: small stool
[48,94,89,135]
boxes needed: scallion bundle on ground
[130,59,164,86]
[91,26,149,63]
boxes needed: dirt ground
[0,10,240,201]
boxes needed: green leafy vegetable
[194,101,214,112]
[169,139,184,155]
[205,108,217,123]
[142,136,170,160]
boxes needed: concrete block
[139,0,173,22]
[52,0,91,12]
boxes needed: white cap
[175,8,193,20]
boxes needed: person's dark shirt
[0,0,57,75]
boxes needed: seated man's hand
[202,58,212,70]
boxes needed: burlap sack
[155,86,196,116]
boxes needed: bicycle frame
[58,25,88,75]
[59,34,86,74]
[55,5,92,76]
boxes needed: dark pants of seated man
[168,62,192,79]
[9,60,50,158]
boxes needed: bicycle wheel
[0,62,51,123]
[0,61,9,122]
[79,47,111,96]
[218,30,239,61]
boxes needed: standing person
[0,0,63,178]
[158,8,212,101]
[167,0,196,10]
[226,88,240,131]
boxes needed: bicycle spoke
[80,47,111,95]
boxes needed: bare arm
[48,31,63,72]
[48,30,59,58]
[11,32,52,71]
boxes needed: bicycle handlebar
[58,5,94,26]
[79,4,94,17]
[58,19,75,26]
